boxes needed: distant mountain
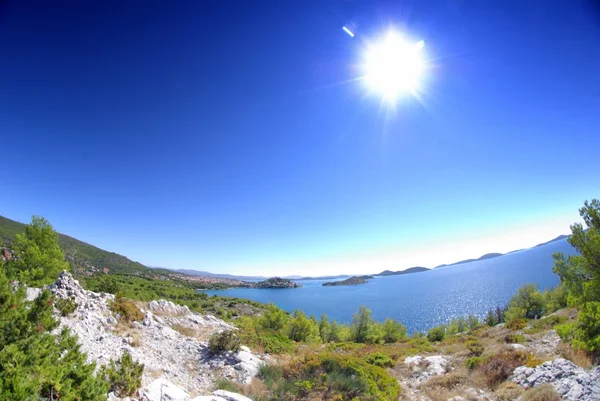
[376,266,429,276]
[533,235,569,248]
[0,215,150,275]
[436,253,504,268]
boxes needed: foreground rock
[47,271,264,399]
[512,358,600,401]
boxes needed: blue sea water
[204,239,576,333]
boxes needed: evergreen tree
[0,268,109,400]
[553,199,600,352]
[7,216,69,286]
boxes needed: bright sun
[363,31,426,102]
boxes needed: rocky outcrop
[512,358,600,401]
[44,271,264,400]
[403,355,451,383]
[322,276,367,286]
[249,277,301,288]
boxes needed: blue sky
[1,1,599,276]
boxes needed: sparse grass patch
[494,381,525,401]
[503,333,526,344]
[214,377,243,393]
[420,370,466,391]
[172,324,196,337]
[522,384,561,401]
[558,343,594,369]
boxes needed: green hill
[0,215,149,275]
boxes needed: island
[248,277,302,289]
[322,276,369,286]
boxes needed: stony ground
[45,271,265,401]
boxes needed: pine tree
[7,216,69,286]
[0,268,109,400]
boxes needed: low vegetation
[209,330,242,354]
[99,352,144,397]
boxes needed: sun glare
[362,31,426,102]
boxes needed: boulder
[142,378,190,401]
[404,355,450,383]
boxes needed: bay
[204,239,575,333]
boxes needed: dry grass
[522,384,561,401]
[558,343,594,369]
[172,324,197,337]
[420,370,467,391]
[494,381,525,401]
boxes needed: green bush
[556,322,577,342]
[504,334,526,344]
[507,318,527,330]
[263,333,293,354]
[99,352,144,397]
[209,330,241,354]
[381,318,407,343]
[572,301,600,352]
[259,364,284,386]
[55,297,77,317]
[427,325,446,342]
[466,339,484,356]
[364,352,395,368]
[506,284,545,321]
[465,356,484,370]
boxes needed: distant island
[248,277,302,289]
[323,276,370,286]
[375,266,429,276]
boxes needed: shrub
[427,325,446,342]
[260,303,288,331]
[555,322,576,342]
[478,349,529,389]
[110,296,144,322]
[364,352,395,368]
[262,333,293,354]
[209,330,241,354]
[466,339,484,356]
[382,318,407,343]
[465,356,483,370]
[55,297,77,317]
[504,334,526,344]
[99,352,144,397]
[572,301,600,353]
[522,384,561,401]
[507,318,527,330]
[259,364,284,386]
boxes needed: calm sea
[204,239,575,333]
